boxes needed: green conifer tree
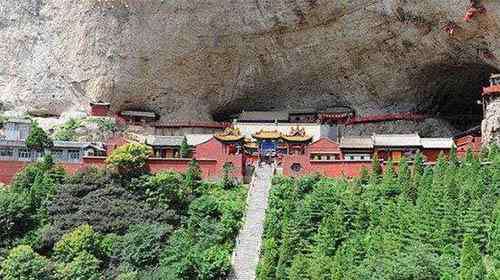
[413,152,425,177]
[488,204,500,269]
[459,234,487,280]
[179,137,191,158]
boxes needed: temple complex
[2,71,499,185]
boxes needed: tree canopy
[26,122,53,151]
[257,148,500,280]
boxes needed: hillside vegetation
[0,148,246,279]
[258,149,500,279]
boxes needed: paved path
[230,163,274,280]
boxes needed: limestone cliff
[1,0,499,135]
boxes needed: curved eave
[281,135,313,142]
[252,134,282,140]
[482,85,500,96]
[214,135,244,142]
[244,143,258,149]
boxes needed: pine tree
[413,152,425,177]
[450,145,458,165]
[398,156,411,190]
[459,234,487,280]
[488,204,500,269]
[185,159,201,189]
[179,137,191,158]
[371,154,382,178]
[465,147,475,164]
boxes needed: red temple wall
[0,161,30,185]
[281,154,311,177]
[311,161,372,178]
[90,105,110,117]
[455,136,482,157]
[308,138,341,153]
[280,155,371,178]
[422,149,449,162]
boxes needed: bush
[46,171,177,244]
[55,251,101,280]
[0,245,53,280]
[54,224,100,262]
[53,118,82,141]
[115,223,170,270]
[185,159,202,188]
[11,154,65,193]
[133,171,193,211]
[222,162,237,189]
[0,190,33,247]
[106,143,152,175]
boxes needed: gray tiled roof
[145,135,185,147]
[121,111,156,118]
[53,141,105,151]
[0,139,26,147]
[238,111,289,122]
[185,134,212,146]
[6,118,32,124]
[373,134,421,147]
[340,137,374,149]
[320,107,353,113]
[289,108,317,115]
[421,138,455,149]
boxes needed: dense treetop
[0,151,246,279]
[258,148,500,280]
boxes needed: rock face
[1,0,500,134]
[482,97,500,145]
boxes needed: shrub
[222,162,237,189]
[53,118,82,141]
[55,251,101,280]
[11,154,63,191]
[185,159,202,188]
[106,143,152,175]
[115,223,170,269]
[0,245,53,280]
[54,224,100,262]
[0,190,33,246]
[46,174,177,244]
[134,171,192,210]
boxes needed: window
[52,149,65,161]
[18,149,31,160]
[0,149,13,158]
[291,163,302,173]
[326,155,331,160]
[68,149,81,162]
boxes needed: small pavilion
[281,126,313,155]
[214,127,245,155]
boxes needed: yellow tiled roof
[281,126,312,142]
[214,127,244,142]
[281,134,313,142]
[252,130,282,140]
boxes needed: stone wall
[482,98,500,145]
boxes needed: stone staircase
[230,163,274,280]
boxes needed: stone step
[229,164,274,280]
